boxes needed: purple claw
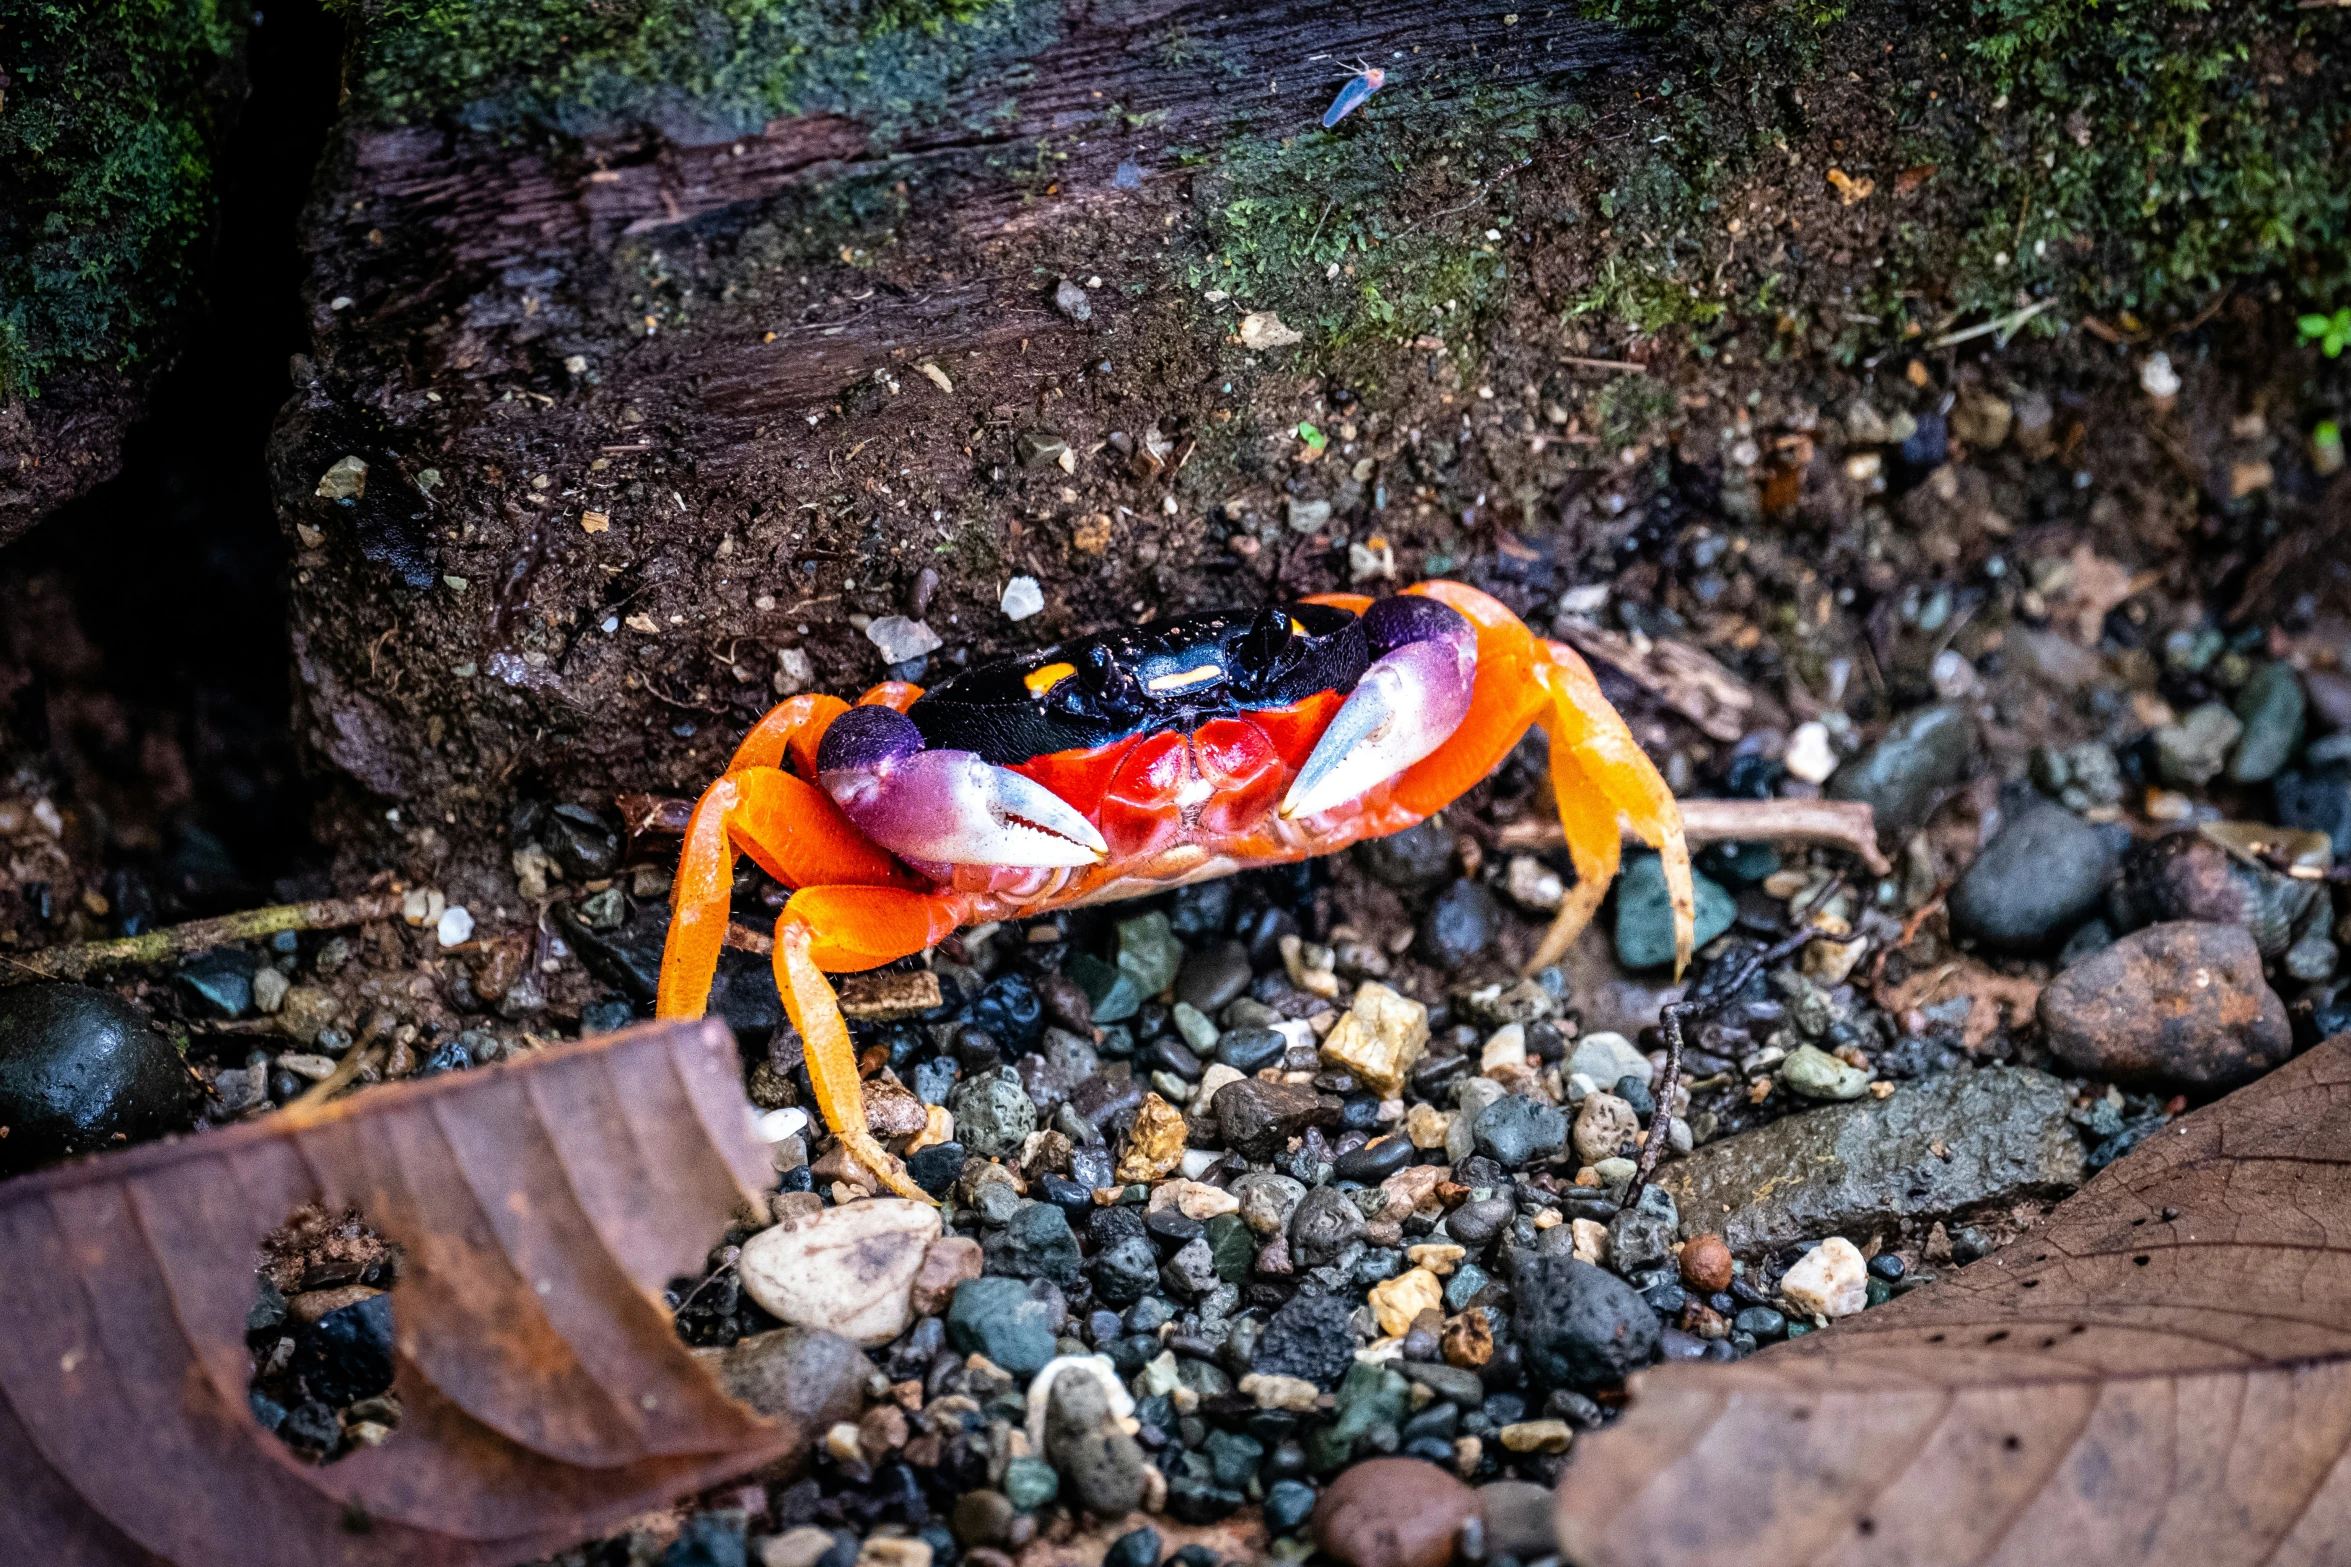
[1280,595,1476,818]
[818,706,1107,868]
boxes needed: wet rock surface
[0,982,198,1175]
[1949,798,2120,952]
[1659,1068,2087,1257]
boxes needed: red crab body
[656,580,1692,1200]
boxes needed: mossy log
[265,0,2349,868]
[1,0,248,539]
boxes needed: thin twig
[6,894,406,982]
[1628,895,1840,1202]
[1557,356,1648,373]
[1498,797,1891,874]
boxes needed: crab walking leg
[658,696,921,1021]
[655,768,919,1020]
[1527,641,1696,977]
[773,886,965,1203]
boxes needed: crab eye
[1024,661,1077,698]
[1236,606,1295,676]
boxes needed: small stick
[1627,886,1842,1203]
[286,1040,383,1112]
[6,894,406,983]
[1498,797,1891,875]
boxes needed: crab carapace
[656,580,1694,1200]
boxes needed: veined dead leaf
[1549,620,1777,743]
[0,1017,797,1566]
[1557,1029,2351,1567]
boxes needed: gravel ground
[2,338,2349,1567]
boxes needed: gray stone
[1780,1043,1872,1101]
[1513,1255,1660,1388]
[1253,1291,1357,1388]
[1444,1197,1516,1251]
[700,1325,872,1434]
[2274,767,2351,858]
[1177,939,1254,1014]
[1052,279,1093,322]
[2229,662,2307,784]
[1355,818,1456,893]
[1606,1185,1678,1274]
[1117,911,1184,997]
[1088,1236,1160,1307]
[1471,1095,1568,1168]
[984,1201,1083,1285]
[1827,703,1975,841]
[949,1069,1037,1159]
[1565,1032,1650,1090]
[1398,1360,1485,1406]
[1949,798,2121,952]
[947,1277,1058,1377]
[1232,1171,1308,1237]
[2155,702,2243,788]
[1290,1184,1367,1267]
[1161,1237,1220,1298]
[1657,1067,2086,1257]
[1419,879,1501,969]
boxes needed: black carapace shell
[907,602,1368,764]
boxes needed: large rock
[1512,1255,1659,1389]
[698,1325,872,1447]
[2039,921,2292,1088]
[736,1197,942,1346]
[0,982,199,1175]
[1657,1067,2085,1257]
[1311,1457,1481,1567]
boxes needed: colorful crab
[655,580,1693,1201]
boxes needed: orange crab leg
[1307,583,1691,976]
[658,697,918,1021]
[1529,639,1696,977]
[774,888,965,1203]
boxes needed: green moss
[1578,0,2350,333]
[1941,0,2351,318]
[333,0,1048,134]
[0,0,243,399]
[1182,84,1560,361]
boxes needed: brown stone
[863,1076,931,1137]
[1312,1456,1481,1567]
[1441,1308,1494,1370]
[1211,1077,1338,1160]
[1678,1233,1735,1294]
[2039,921,2292,1088]
[910,1235,984,1317]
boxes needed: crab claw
[1282,595,1478,819]
[819,705,1107,867]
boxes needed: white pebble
[1480,1025,1528,1075]
[1784,721,1838,784]
[2139,351,2182,400]
[252,967,290,1014]
[1000,576,1045,621]
[1929,648,1976,700]
[751,1106,809,1143]
[435,905,475,947]
[1780,1235,1869,1319]
[865,615,943,664]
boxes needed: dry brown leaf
[0,1017,797,1566]
[1877,958,2043,1052]
[1557,1029,2351,1567]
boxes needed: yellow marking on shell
[1147,663,1223,693]
[1024,661,1077,697]
[1290,617,1307,636]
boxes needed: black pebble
[0,982,197,1175]
[1331,1134,1412,1184]
[295,1294,396,1407]
[907,1140,967,1197]
[1867,1252,1907,1281]
[1612,1074,1655,1119]
[1106,1526,1162,1567]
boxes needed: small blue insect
[1321,61,1387,128]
